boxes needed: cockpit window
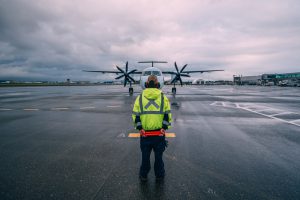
[142,70,161,76]
[143,71,152,76]
[152,71,161,76]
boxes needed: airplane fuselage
[140,67,165,89]
[83,61,224,95]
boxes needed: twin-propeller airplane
[83,61,224,95]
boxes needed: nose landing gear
[129,82,133,95]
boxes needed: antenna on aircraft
[138,61,168,67]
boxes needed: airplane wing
[132,71,142,74]
[182,69,224,74]
[162,69,224,74]
[162,62,225,88]
[83,70,121,74]
[83,61,143,89]
[83,70,142,74]
[162,71,177,75]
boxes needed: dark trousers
[140,136,166,178]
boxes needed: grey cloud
[0,0,299,81]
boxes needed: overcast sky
[0,0,300,81]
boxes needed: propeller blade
[127,69,137,74]
[171,77,177,84]
[174,62,179,73]
[180,64,188,73]
[116,65,125,74]
[180,73,190,77]
[179,77,183,86]
[128,75,136,83]
[123,78,128,87]
[115,74,125,79]
[126,61,128,72]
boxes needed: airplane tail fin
[138,61,168,67]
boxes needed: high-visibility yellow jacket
[132,88,172,131]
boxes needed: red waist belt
[144,130,162,136]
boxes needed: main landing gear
[129,82,133,95]
[129,87,133,95]
[172,83,177,95]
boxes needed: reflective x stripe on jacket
[139,93,164,115]
[132,89,172,131]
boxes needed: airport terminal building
[233,72,300,86]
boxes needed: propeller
[171,62,191,86]
[115,61,137,87]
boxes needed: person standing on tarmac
[132,75,172,181]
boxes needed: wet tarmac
[0,85,300,200]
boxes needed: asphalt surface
[0,85,300,200]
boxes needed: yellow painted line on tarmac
[128,133,176,138]
[128,133,140,137]
[166,133,176,137]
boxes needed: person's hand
[159,128,166,136]
[140,129,146,137]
